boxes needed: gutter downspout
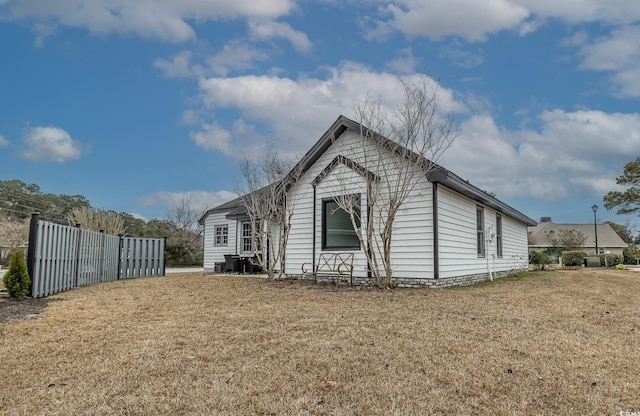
[485,227,493,281]
[432,183,439,279]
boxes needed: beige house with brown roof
[528,219,627,255]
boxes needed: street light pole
[592,204,599,255]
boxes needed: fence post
[163,236,167,276]
[117,234,125,279]
[98,230,105,282]
[26,212,40,297]
[73,223,82,288]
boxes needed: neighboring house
[528,219,627,256]
[200,115,536,287]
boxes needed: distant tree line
[0,179,202,267]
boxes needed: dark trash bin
[224,254,241,273]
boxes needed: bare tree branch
[331,75,458,288]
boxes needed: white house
[200,115,536,287]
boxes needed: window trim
[214,224,228,247]
[240,221,254,254]
[477,206,485,258]
[321,195,361,251]
[496,214,503,258]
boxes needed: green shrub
[600,254,623,267]
[562,251,586,267]
[616,264,625,270]
[623,244,638,264]
[529,250,550,271]
[3,249,31,298]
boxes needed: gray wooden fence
[26,213,165,298]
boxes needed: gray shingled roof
[199,115,537,227]
[528,222,627,248]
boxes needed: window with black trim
[496,214,503,258]
[322,197,361,250]
[214,225,228,247]
[477,206,485,257]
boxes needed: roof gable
[290,114,536,226]
[200,114,536,227]
[311,155,379,187]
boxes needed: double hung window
[214,225,228,247]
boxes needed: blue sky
[1,0,639,231]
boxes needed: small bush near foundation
[3,249,31,298]
[562,251,586,267]
[616,264,625,270]
[529,251,550,271]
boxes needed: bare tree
[237,145,301,280]
[0,215,29,248]
[331,76,457,288]
[167,195,204,233]
[67,207,126,235]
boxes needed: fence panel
[120,237,165,279]
[30,221,79,298]
[27,215,166,298]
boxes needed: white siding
[437,186,529,278]
[285,129,434,279]
[202,212,237,270]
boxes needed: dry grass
[1,269,639,415]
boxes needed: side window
[477,206,485,257]
[214,225,228,247]
[241,222,253,253]
[496,214,503,258]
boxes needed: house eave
[428,168,537,227]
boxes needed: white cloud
[516,0,640,25]
[440,40,484,68]
[442,110,640,201]
[136,190,237,214]
[0,135,9,147]
[154,41,270,79]
[20,126,87,163]
[365,0,640,42]
[31,23,55,47]
[4,0,296,43]
[377,0,529,42]
[206,40,270,76]
[248,19,312,52]
[193,63,466,158]
[189,121,233,154]
[154,50,200,78]
[385,47,419,73]
[576,25,640,97]
[561,30,588,48]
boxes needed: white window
[241,221,258,253]
[214,225,228,247]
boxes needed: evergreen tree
[3,249,31,298]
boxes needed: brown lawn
[0,269,639,415]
